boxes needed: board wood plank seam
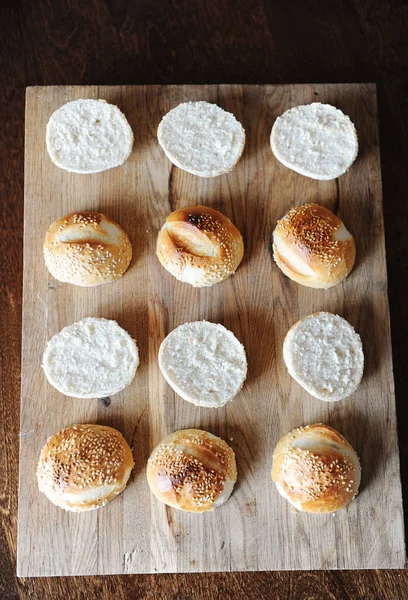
[17,84,405,577]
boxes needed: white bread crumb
[43,317,139,398]
[46,99,134,174]
[157,101,245,177]
[158,321,247,407]
[283,312,364,401]
[271,103,358,180]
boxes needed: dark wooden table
[1,1,407,598]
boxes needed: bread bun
[46,99,134,173]
[44,212,132,287]
[271,423,361,513]
[156,205,244,287]
[271,103,358,180]
[283,312,364,402]
[158,321,247,407]
[42,317,139,399]
[147,429,237,512]
[273,203,356,289]
[37,424,134,511]
[157,101,245,177]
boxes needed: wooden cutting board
[17,84,405,577]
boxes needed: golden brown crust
[37,424,134,512]
[156,205,244,287]
[146,429,237,512]
[271,424,361,513]
[43,212,132,286]
[273,203,356,289]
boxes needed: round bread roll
[271,423,361,513]
[283,312,364,402]
[43,212,132,287]
[157,101,245,177]
[147,429,237,512]
[271,103,358,180]
[37,424,134,511]
[158,321,247,407]
[42,317,139,399]
[273,203,356,289]
[156,205,244,287]
[46,99,134,174]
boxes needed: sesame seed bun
[42,317,139,399]
[157,101,245,177]
[156,205,244,287]
[271,423,361,513]
[146,429,237,512]
[44,212,132,287]
[158,321,247,408]
[46,99,134,174]
[273,203,356,289]
[271,103,358,180]
[37,424,134,512]
[283,312,364,402]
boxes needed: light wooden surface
[17,84,405,577]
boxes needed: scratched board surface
[17,84,405,576]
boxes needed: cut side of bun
[158,321,247,407]
[146,429,237,512]
[157,101,245,177]
[43,211,132,287]
[46,99,134,174]
[42,317,139,398]
[156,205,244,287]
[271,103,358,180]
[37,424,134,512]
[283,312,364,402]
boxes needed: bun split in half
[158,320,247,408]
[271,102,358,180]
[46,99,134,174]
[283,312,364,402]
[157,101,245,177]
[42,317,139,399]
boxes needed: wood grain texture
[2,0,408,598]
[17,83,404,577]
